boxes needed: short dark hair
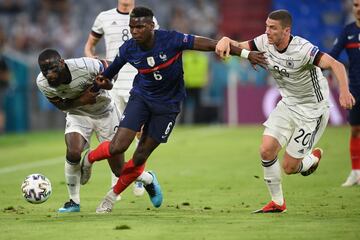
[38,49,61,64]
[130,6,154,18]
[268,10,292,28]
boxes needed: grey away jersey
[253,34,330,119]
[36,57,113,117]
[91,8,159,90]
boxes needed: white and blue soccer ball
[21,174,52,204]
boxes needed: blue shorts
[349,97,360,125]
[119,94,181,143]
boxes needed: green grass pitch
[0,126,359,240]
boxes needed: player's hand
[95,74,113,90]
[339,90,356,110]
[215,37,231,59]
[248,51,268,71]
[79,86,100,105]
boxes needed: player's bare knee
[66,150,81,164]
[259,146,276,160]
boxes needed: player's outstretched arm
[193,36,267,68]
[317,53,356,109]
[215,36,251,59]
[47,86,100,111]
[84,34,101,58]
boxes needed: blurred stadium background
[0,0,353,133]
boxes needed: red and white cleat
[301,148,323,176]
[253,200,287,213]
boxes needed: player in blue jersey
[330,0,360,187]
[80,6,267,213]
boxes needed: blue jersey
[103,30,195,103]
[330,22,360,97]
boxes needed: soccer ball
[21,174,52,204]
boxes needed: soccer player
[330,0,360,187]
[80,6,267,213]
[84,0,159,195]
[36,49,153,212]
[216,9,355,213]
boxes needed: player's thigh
[286,109,329,159]
[146,102,181,143]
[65,113,94,150]
[119,94,150,132]
[95,106,121,142]
[263,102,293,150]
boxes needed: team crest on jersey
[310,47,318,57]
[159,52,167,61]
[286,59,294,68]
[147,56,155,67]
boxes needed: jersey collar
[116,8,130,15]
[277,35,293,54]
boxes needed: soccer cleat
[341,171,360,187]
[301,148,323,176]
[80,150,92,185]
[133,181,145,197]
[96,190,117,214]
[253,200,287,213]
[144,171,163,208]
[58,199,80,213]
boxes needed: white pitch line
[0,156,64,174]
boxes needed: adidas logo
[298,149,305,154]
[111,21,117,25]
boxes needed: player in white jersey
[215,10,355,213]
[84,0,158,196]
[36,48,151,212]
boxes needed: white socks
[136,171,153,185]
[262,158,284,206]
[299,153,318,173]
[64,161,81,204]
[111,172,118,188]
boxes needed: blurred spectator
[0,0,24,14]
[0,57,10,133]
[53,18,80,58]
[181,51,209,124]
[170,6,190,33]
[40,0,69,19]
[188,0,218,38]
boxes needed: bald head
[38,49,61,65]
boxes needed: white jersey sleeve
[253,34,329,119]
[36,58,113,117]
[90,9,160,93]
[91,12,105,36]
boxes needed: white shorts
[109,88,130,114]
[65,106,121,148]
[263,101,330,158]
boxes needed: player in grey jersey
[36,48,153,212]
[216,10,355,213]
